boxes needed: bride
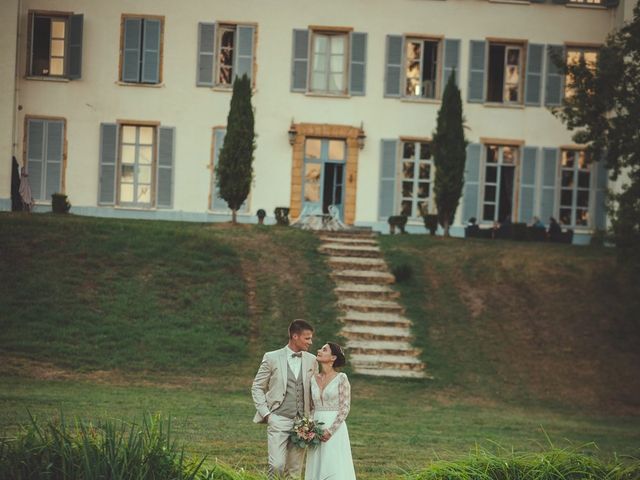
[305,342,356,480]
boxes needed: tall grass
[406,444,640,480]
[0,412,249,480]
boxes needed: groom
[251,319,318,479]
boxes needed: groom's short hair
[289,319,313,337]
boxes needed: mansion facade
[0,0,635,242]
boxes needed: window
[291,28,367,96]
[28,12,83,78]
[482,145,519,223]
[25,118,65,202]
[118,125,155,207]
[197,23,256,88]
[310,32,347,94]
[565,46,598,97]
[120,16,163,84]
[399,141,434,218]
[487,43,523,103]
[559,150,591,227]
[405,38,440,99]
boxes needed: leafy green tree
[216,74,255,224]
[431,70,468,237]
[552,5,640,272]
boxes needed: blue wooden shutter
[540,148,559,222]
[384,35,402,97]
[468,40,486,103]
[157,126,174,208]
[212,129,228,210]
[234,25,255,82]
[349,32,367,96]
[442,39,460,88]
[98,123,118,205]
[378,140,398,219]
[291,29,309,92]
[462,143,482,222]
[594,159,608,229]
[141,19,161,83]
[525,44,544,106]
[197,22,215,86]
[545,45,565,106]
[122,18,142,82]
[67,14,83,79]
[45,120,64,199]
[26,119,45,201]
[519,147,538,223]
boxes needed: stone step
[353,367,429,379]
[350,353,425,371]
[319,236,379,246]
[341,324,412,341]
[340,311,412,328]
[327,256,388,272]
[319,229,375,238]
[346,339,419,356]
[319,244,382,258]
[334,283,399,300]
[337,298,404,314]
[331,270,395,285]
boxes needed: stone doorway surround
[289,123,363,225]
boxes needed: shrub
[510,222,527,241]
[388,215,408,234]
[392,263,413,283]
[423,214,438,236]
[51,193,71,214]
[274,207,289,226]
[256,209,266,224]
[407,444,640,480]
[0,412,209,480]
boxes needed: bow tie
[291,352,302,358]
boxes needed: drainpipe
[11,0,22,164]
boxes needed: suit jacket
[251,347,318,424]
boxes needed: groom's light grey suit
[252,347,318,478]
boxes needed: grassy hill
[1,213,639,478]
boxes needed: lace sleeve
[327,373,351,435]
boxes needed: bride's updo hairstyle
[328,342,346,368]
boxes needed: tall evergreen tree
[432,71,468,237]
[216,74,255,224]
[552,5,640,272]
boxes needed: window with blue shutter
[378,140,398,219]
[211,128,249,213]
[349,32,367,96]
[98,123,118,205]
[384,35,402,97]
[540,148,559,222]
[121,16,163,84]
[519,147,539,223]
[157,127,175,209]
[545,45,565,106]
[462,143,482,222]
[26,118,65,202]
[525,44,544,106]
[442,39,461,88]
[291,28,367,96]
[28,12,83,79]
[468,41,486,103]
[197,22,256,88]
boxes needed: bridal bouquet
[289,416,325,449]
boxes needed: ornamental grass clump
[406,444,640,480]
[0,412,212,480]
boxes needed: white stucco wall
[4,0,621,231]
[0,0,19,205]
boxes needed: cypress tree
[216,74,255,224]
[431,70,468,237]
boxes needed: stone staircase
[318,230,428,379]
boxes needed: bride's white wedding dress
[305,372,356,480]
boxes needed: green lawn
[1,213,639,479]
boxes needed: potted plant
[256,209,266,224]
[423,214,438,236]
[51,193,71,214]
